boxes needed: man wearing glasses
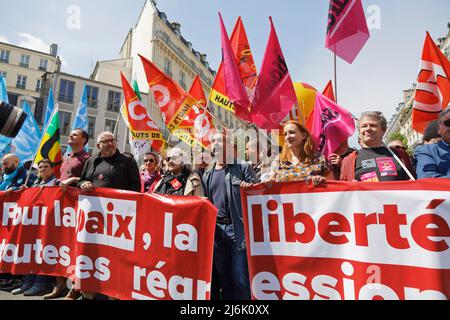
[414,107,450,179]
[78,131,141,192]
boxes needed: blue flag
[10,101,42,164]
[0,76,13,157]
[44,86,55,127]
[66,83,89,154]
[0,76,8,103]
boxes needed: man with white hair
[78,131,140,192]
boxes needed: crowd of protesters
[0,107,449,300]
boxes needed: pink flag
[251,17,298,130]
[307,93,355,158]
[326,0,370,64]
[219,13,251,121]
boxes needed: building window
[59,111,72,136]
[88,116,96,138]
[107,90,121,112]
[36,79,42,92]
[164,58,172,78]
[0,50,10,63]
[104,119,117,133]
[16,75,27,89]
[86,85,99,109]
[58,79,75,104]
[20,55,30,68]
[180,71,186,90]
[39,59,48,71]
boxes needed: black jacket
[78,150,141,192]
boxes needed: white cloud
[0,35,9,43]
[17,32,49,53]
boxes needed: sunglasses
[165,155,180,162]
[144,158,155,163]
[443,118,450,127]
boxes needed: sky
[1,0,449,141]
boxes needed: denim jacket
[202,159,257,251]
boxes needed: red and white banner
[0,187,217,300]
[241,179,450,300]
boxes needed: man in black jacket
[78,131,140,192]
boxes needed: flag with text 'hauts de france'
[10,101,42,164]
[0,75,13,157]
[307,92,355,158]
[34,106,62,178]
[178,75,215,149]
[139,54,200,149]
[120,73,167,157]
[413,32,450,134]
[66,83,89,154]
[251,17,298,130]
[209,16,257,122]
[325,0,370,64]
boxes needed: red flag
[219,13,251,121]
[209,17,257,122]
[139,55,196,130]
[251,17,298,130]
[325,0,370,64]
[230,17,258,102]
[322,80,336,102]
[306,93,355,158]
[139,55,200,148]
[413,32,450,133]
[180,75,215,148]
[120,73,166,154]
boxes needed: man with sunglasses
[414,107,450,179]
[78,131,141,192]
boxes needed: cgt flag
[209,16,257,121]
[219,13,251,121]
[179,75,215,149]
[307,92,355,158]
[34,105,62,178]
[251,17,298,130]
[325,0,370,64]
[139,54,199,148]
[120,73,167,156]
[413,32,450,134]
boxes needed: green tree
[388,132,408,148]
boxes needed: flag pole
[334,51,338,103]
[382,142,416,181]
[24,104,59,186]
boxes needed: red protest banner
[241,179,450,300]
[0,187,217,300]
